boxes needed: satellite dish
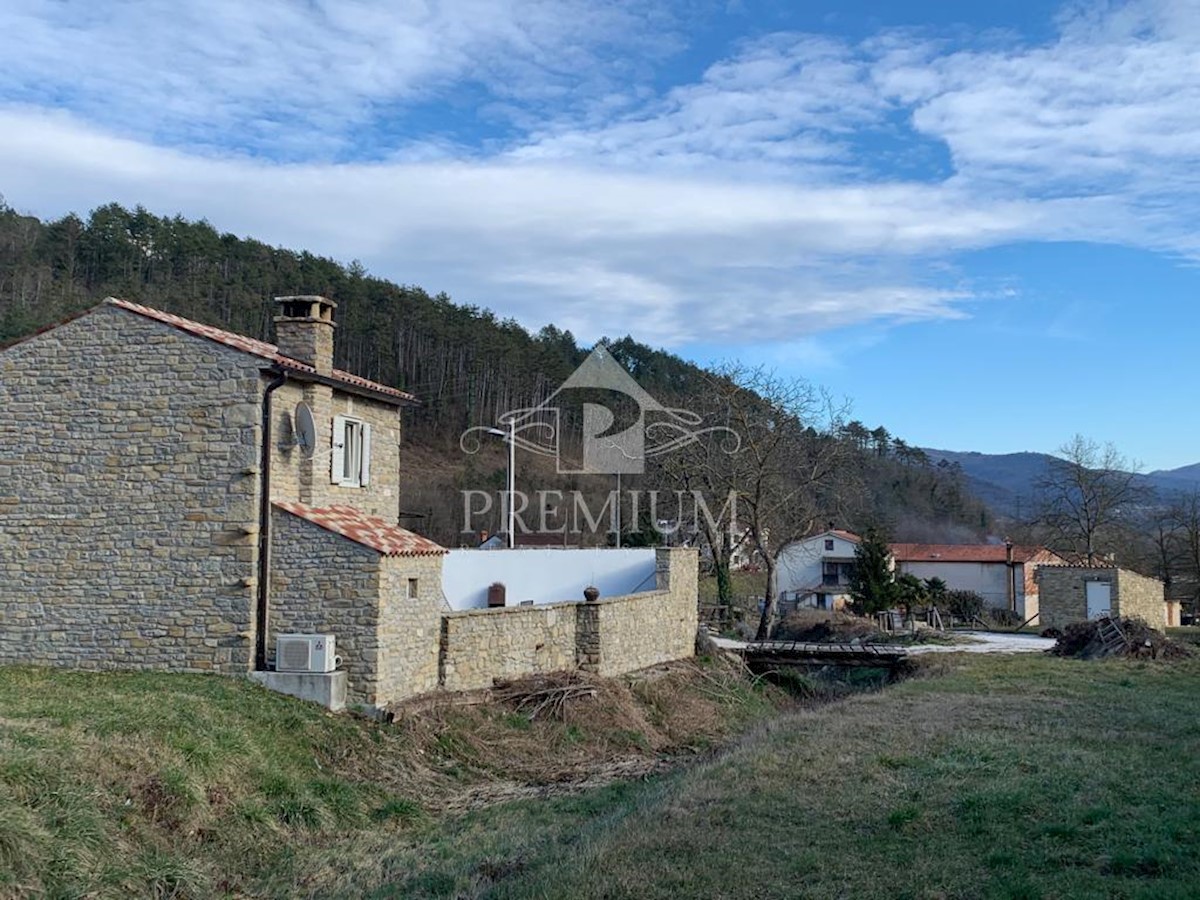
[294,402,316,458]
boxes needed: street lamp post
[486,416,517,549]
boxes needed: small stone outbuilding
[1036,564,1166,631]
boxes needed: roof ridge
[104,298,417,404]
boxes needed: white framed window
[331,415,372,487]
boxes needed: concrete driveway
[904,631,1055,655]
[712,631,1055,656]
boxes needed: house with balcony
[775,529,862,611]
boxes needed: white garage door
[1086,581,1112,620]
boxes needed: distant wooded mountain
[925,448,1200,518]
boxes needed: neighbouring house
[476,531,583,549]
[890,542,1064,623]
[1036,563,1167,630]
[775,529,862,611]
[0,297,697,710]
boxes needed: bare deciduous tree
[668,364,855,639]
[1035,435,1147,563]
[1172,490,1200,610]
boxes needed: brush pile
[493,672,600,721]
[1049,616,1191,660]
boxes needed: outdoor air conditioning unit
[276,634,340,673]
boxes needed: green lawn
[1,654,1198,898]
[1167,626,1200,646]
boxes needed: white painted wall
[776,534,860,600]
[897,561,1027,615]
[441,548,657,611]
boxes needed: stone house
[1036,564,1167,630]
[0,297,697,710]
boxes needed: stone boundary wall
[440,601,579,691]
[591,548,698,677]
[438,548,698,692]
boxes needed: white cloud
[872,0,1200,253]
[511,33,889,177]
[0,109,994,345]
[0,0,675,155]
[1,0,1199,353]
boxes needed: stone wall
[270,380,401,521]
[1037,567,1114,630]
[440,601,579,692]
[0,305,263,672]
[1115,569,1166,627]
[590,548,698,677]
[269,509,383,705]
[438,548,698,692]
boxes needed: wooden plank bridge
[738,639,909,670]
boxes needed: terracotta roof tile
[105,299,417,404]
[828,529,861,543]
[890,543,1058,564]
[275,502,447,557]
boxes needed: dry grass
[0,656,788,897]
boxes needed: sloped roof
[828,529,861,543]
[104,299,417,404]
[1035,553,1118,569]
[275,501,447,557]
[890,543,1057,564]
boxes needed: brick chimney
[274,295,336,374]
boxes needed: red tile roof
[890,543,1057,564]
[275,502,447,557]
[105,299,417,404]
[828,529,861,543]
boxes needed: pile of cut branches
[1049,617,1191,660]
[493,672,600,721]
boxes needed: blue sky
[1,0,1197,469]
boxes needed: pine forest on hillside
[0,199,992,547]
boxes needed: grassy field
[1167,626,1200,646]
[480,653,1200,900]
[1,653,1198,898]
[0,659,788,898]
[697,570,765,604]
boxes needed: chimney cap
[275,294,337,308]
[274,295,337,327]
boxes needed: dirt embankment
[379,656,790,813]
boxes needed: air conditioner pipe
[255,369,289,671]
